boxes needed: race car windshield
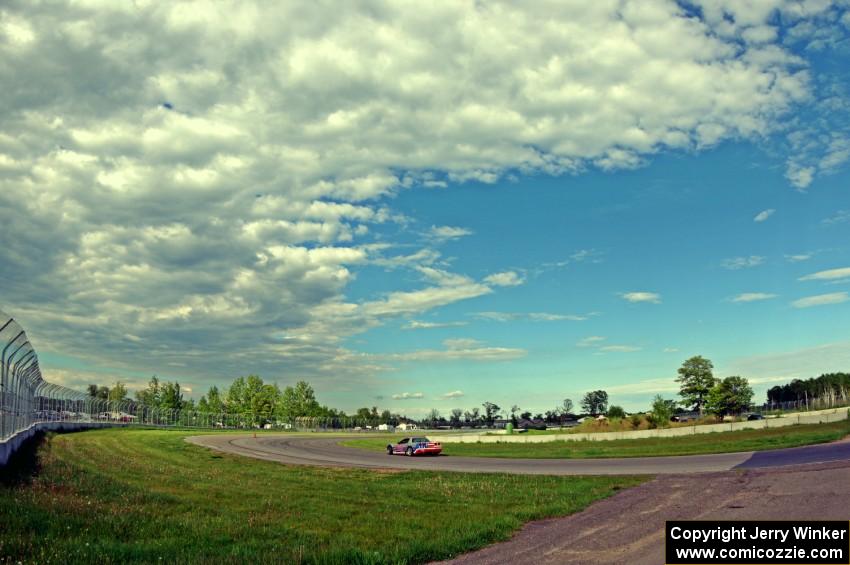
[412,437,429,443]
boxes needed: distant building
[377,423,394,431]
[397,422,417,431]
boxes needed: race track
[186,434,850,475]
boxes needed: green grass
[0,429,644,564]
[342,420,850,459]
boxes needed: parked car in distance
[747,413,765,421]
[386,437,442,456]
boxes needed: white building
[396,422,418,431]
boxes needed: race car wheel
[406,446,414,456]
[386,445,393,455]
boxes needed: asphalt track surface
[186,434,850,475]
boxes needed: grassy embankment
[342,419,850,459]
[0,429,643,564]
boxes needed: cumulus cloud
[753,209,776,222]
[620,292,661,304]
[0,0,841,398]
[731,292,778,302]
[791,292,849,308]
[721,256,766,270]
[799,267,850,281]
[439,390,464,400]
[483,271,525,287]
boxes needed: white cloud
[392,392,424,400]
[439,390,465,400]
[483,271,525,287]
[822,210,850,226]
[799,267,850,282]
[731,292,778,303]
[785,164,814,189]
[388,338,526,362]
[721,256,766,270]
[475,311,590,322]
[662,347,679,353]
[785,254,812,262]
[402,320,468,330]
[428,225,473,241]
[577,336,607,347]
[598,345,642,353]
[753,209,775,222]
[620,292,661,304]
[527,312,588,321]
[791,292,849,308]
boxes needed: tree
[160,381,184,411]
[108,381,128,403]
[510,404,520,425]
[482,402,501,425]
[607,405,626,419]
[426,408,440,427]
[200,385,224,414]
[450,408,463,427]
[581,390,608,415]
[135,376,162,407]
[706,376,753,418]
[87,384,109,400]
[649,395,675,428]
[562,398,573,415]
[676,356,717,415]
[277,380,321,421]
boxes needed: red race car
[386,436,442,456]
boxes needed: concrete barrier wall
[0,421,121,466]
[438,409,850,444]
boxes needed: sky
[1,0,850,416]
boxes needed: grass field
[0,429,644,564]
[342,420,850,459]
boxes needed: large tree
[581,390,608,415]
[160,381,184,411]
[108,381,127,403]
[88,384,109,400]
[277,380,321,421]
[706,376,754,418]
[676,356,717,414]
[482,401,501,425]
[135,376,162,407]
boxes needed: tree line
[87,354,835,429]
[767,372,850,407]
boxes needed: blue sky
[1,1,850,416]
